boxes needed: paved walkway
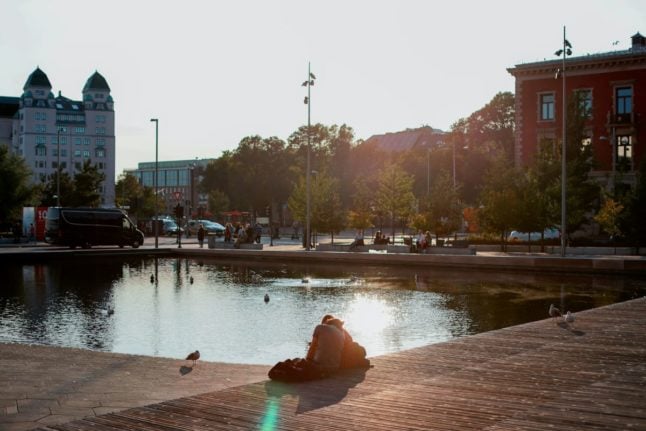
[0,344,268,431]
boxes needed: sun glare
[345,294,394,335]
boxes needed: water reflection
[1,257,644,365]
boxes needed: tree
[40,170,74,207]
[69,160,105,207]
[594,195,624,239]
[288,171,345,244]
[208,190,230,221]
[347,177,373,231]
[374,163,415,238]
[115,173,158,220]
[478,157,523,250]
[0,146,38,223]
[619,161,646,252]
[426,170,462,240]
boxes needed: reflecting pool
[1,257,645,365]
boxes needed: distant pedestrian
[197,224,206,248]
[29,223,35,243]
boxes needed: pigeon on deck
[564,310,576,328]
[186,350,200,366]
[549,304,562,322]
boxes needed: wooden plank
[42,298,646,431]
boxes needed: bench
[315,244,388,252]
[422,245,476,255]
[208,237,263,250]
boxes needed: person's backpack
[340,341,370,369]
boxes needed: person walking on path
[197,224,206,248]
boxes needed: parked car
[163,219,183,236]
[186,219,225,236]
[508,228,560,242]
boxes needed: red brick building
[507,32,646,190]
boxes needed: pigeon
[150,274,155,283]
[264,293,270,303]
[185,350,200,366]
[564,311,575,327]
[549,304,562,322]
[189,276,194,284]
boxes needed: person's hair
[321,314,334,324]
[326,318,344,329]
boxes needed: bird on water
[549,304,562,322]
[264,293,270,303]
[186,350,200,366]
[150,274,155,283]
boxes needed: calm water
[1,257,645,365]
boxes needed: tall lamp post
[56,126,62,207]
[150,118,159,249]
[555,26,572,257]
[302,63,316,250]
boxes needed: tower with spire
[3,67,116,206]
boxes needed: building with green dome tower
[0,67,116,206]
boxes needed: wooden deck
[35,298,646,430]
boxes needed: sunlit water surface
[1,257,644,365]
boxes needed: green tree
[375,163,415,238]
[347,177,373,231]
[288,171,345,244]
[594,195,624,239]
[208,189,230,220]
[69,160,105,207]
[426,170,462,240]
[115,173,158,220]
[0,146,38,223]
[39,170,74,207]
[478,157,522,250]
[619,161,646,252]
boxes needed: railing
[609,112,634,125]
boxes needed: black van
[45,207,145,249]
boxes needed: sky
[1,0,645,174]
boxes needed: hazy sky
[2,0,644,173]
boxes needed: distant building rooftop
[363,126,445,152]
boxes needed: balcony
[609,112,634,125]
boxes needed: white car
[508,228,560,242]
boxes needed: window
[74,138,82,146]
[35,124,46,133]
[52,149,58,157]
[34,112,47,120]
[83,150,90,158]
[540,93,555,120]
[60,161,67,169]
[58,126,68,133]
[74,162,81,170]
[96,115,106,123]
[61,149,67,157]
[83,138,91,146]
[74,127,85,134]
[97,162,105,169]
[52,161,58,168]
[616,87,632,114]
[96,148,105,158]
[60,137,67,145]
[576,89,592,117]
[96,127,106,135]
[616,135,633,171]
[74,149,81,157]
[96,138,106,146]
[36,136,47,144]
[35,146,47,156]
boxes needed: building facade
[127,158,214,217]
[0,67,116,206]
[507,32,646,190]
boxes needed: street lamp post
[452,140,456,189]
[302,63,316,250]
[56,127,61,207]
[555,26,572,257]
[150,118,159,249]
